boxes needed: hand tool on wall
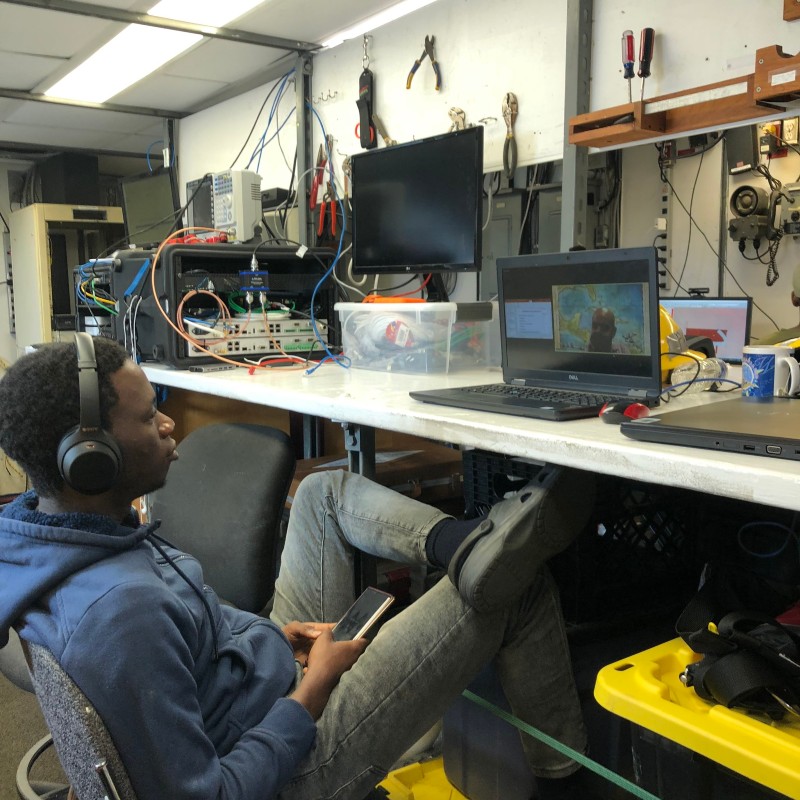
[502,92,519,180]
[341,156,352,203]
[406,35,441,90]
[309,142,328,209]
[621,29,636,103]
[371,113,397,146]
[638,27,655,102]
[449,107,466,131]
[317,183,337,239]
[356,35,377,149]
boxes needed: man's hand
[282,621,329,667]
[289,628,367,720]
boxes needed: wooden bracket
[754,45,800,102]
[569,102,666,148]
[784,0,800,21]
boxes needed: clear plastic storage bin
[335,302,457,373]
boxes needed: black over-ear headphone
[57,333,122,494]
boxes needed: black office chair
[148,421,296,614]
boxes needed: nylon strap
[463,690,661,800]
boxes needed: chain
[362,34,371,70]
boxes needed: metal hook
[313,89,338,104]
[362,34,371,70]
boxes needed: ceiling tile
[114,74,228,112]
[238,0,402,43]
[163,39,284,84]
[6,101,163,133]
[0,5,116,58]
[0,51,66,91]
[0,120,116,150]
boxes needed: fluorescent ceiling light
[44,0,265,104]
[320,0,440,49]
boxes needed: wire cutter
[407,35,441,90]
[309,136,333,209]
[502,92,518,179]
[309,145,326,209]
[317,183,337,238]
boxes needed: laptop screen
[659,297,752,363]
[497,247,661,397]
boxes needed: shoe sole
[450,465,596,612]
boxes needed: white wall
[9,1,800,347]
[178,0,571,183]
[590,0,800,112]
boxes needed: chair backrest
[25,641,138,800]
[0,626,34,692]
[148,422,296,613]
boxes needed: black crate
[461,450,701,631]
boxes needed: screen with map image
[553,282,650,355]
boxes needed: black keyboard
[462,383,615,407]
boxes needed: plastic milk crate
[461,449,702,631]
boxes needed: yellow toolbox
[379,757,467,800]
[595,637,800,798]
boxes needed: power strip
[186,332,324,358]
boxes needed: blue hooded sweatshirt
[0,492,316,799]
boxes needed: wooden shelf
[754,45,800,102]
[569,102,665,148]
[569,69,784,149]
[785,0,800,21]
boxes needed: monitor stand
[426,273,450,303]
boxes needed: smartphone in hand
[331,587,395,641]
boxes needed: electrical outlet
[785,117,800,145]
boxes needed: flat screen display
[659,296,752,362]
[351,126,483,274]
[120,169,179,245]
[497,247,661,391]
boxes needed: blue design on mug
[742,353,775,398]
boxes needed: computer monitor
[120,169,180,245]
[659,296,753,363]
[350,126,484,295]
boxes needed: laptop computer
[620,395,800,462]
[659,296,752,363]
[410,247,663,421]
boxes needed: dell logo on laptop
[568,374,579,381]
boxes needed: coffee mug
[742,345,800,398]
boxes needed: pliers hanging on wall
[406,35,441,90]
[502,92,518,179]
[309,142,328,209]
[317,183,337,238]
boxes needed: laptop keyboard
[462,383,616,407]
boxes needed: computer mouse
[599,401,651,424]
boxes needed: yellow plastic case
[595,637,800,797]
[379,757,468,800]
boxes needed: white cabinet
[10,203,124,353]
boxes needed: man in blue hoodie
[0,337,597,800]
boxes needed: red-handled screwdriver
[621,30,635,103]
[638,27,655,102]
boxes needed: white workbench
[141,363,800,514]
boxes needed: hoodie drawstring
[146,531,220,662]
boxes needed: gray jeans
[271,470,586,800]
